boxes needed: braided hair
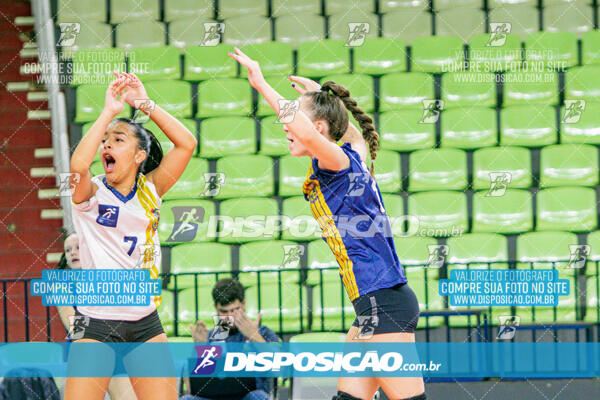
[304,81,379,176]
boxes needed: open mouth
[103,153,116,173]
[72,258,79,263]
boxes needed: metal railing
[32,0,73,232]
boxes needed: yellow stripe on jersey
[303,165,360,301]
[137,174,162,309]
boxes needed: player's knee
[331,390,365,400]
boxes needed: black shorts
[73,308,164,343]
[351,283,420,335]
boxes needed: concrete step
[26,91,48,102]
[27,110,50,120]
[14,16,34,26]
[34,148,53,158]
[30,166,55,178]
[41,209,63,219]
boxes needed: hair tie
[321,86,336,97]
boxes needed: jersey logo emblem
[97,204,119,227]
[167,206,205,242]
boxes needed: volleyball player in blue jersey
[230,48,426,400]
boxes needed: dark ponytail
[114,118,163,175]
[320,81,379,176]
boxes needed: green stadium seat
[380,0,429,11]
[565,66,600,102]
[379,110,435,151]
[164,0,214,21]
[328,11,379,42]
[274,15,326,46]
[379,72,434,111]
[162,158,209,200]
[219,0,267,18]
[256,77,300,116]
[296,40,350,77]
[373,150,402,193]
[168,243,231,291]
[500,105,557,147]
[582,30,600,65]
[129,46,180,81]
[585,276,599,322]
[436,8,485,42]
[215,154,274,199]
[90,160,104,176]
[488,5,539,39]
[116,21,166,50]
[279,154,311,197]
[183,45,236,81]
[157,290,174,335]
[320,74,374,112]
[441,72,496,108]
[411,35,465,73]
[561,101,600,144]
[223,15,271,46]
[271,0,321,16]
[447,233,508,269]
[176,286,215,333]
[240,42,293,78]
[142,118,197,154]
[260,115,289,156]
[503,71,559,106]
[441,107,497,149]
[543,2,593,37]
[144,80,192,118]
[306,239,339,285]
[57,0,106,23]
[353,38,407,75]
[393,236,438,266]
[435,0,482,8]
[536,187,597,232]
[61,22,112,56]
[468,33,522,72]
[324,0,374,14]
[518,275,578,324]
[540,144,598,187]
[586,231,600,276]
[169,18,219,48]
[408,148,467,192]
[281,196,321,242]
[472,146,532,190]
[70,48,126,87]
[196,78,252,117]
[110,0,159,23]
[238,240,304,286]
[218,197,279,244]
[245,283,309,333]
[159,200,217,245]
[408,191,468,237]
[311,282,356,331]
[380,194,405,237]
[75,84,131,123]
[382,10,432,45]
[200,117,255,157]
[489,0,536,6]
[472,189,533,234]
[516,230,577,269]
[524,31,578,69]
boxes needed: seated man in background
[181,278,279,400]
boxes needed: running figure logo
[275,99,299,124]
[192,345,223,375]
[420,100,444,124]
[426,245,448,269]
[67,315,90,340]
[58,172,80,197]
[282,244,305,268]
[562,100,586,124]
[486,172,512,197]
[346,23,370,47]
[497,315,520,340]
[346,172,369,197]
[167,206,205,242]
[97,204,119,227]
[201,23,225,46]
[567,245,590,269]
[202,173,226,196]
[487,23,511,47]
[57,23,80,47]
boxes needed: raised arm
[70,76,128,204]
[229,48,348,171]
[122,73,197,197]
[288,75,368,163]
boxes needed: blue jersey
[302,142,407,302]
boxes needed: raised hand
[189,320,208,343]
[104,74,127,116]
[288,75,321,95]
[119,72,150,110]
[228,47,266,90]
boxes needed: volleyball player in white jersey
[64,73,197,400]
